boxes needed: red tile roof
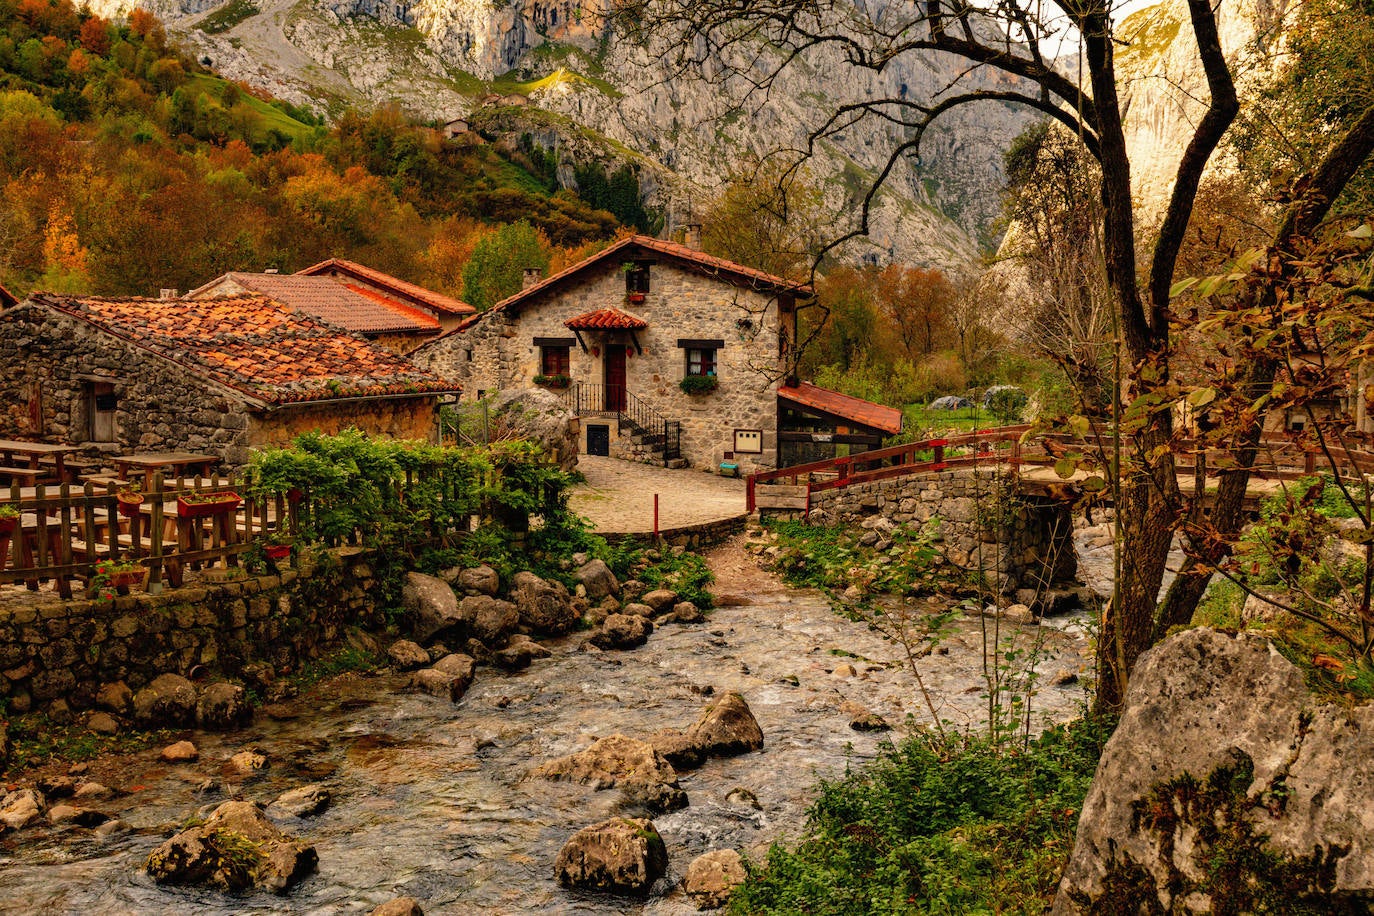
[779,382,904,435]
[491,235,813,315]
[28,293,457,407]
[188,273,440,336]
[564,307,649,330]
[296,258,474,316]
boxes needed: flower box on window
[680,375,719,395]
[534,374,571,390]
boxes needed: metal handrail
[565,383,682,466]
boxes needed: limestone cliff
[87,0,1036,271]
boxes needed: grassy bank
[730,718,1110,915]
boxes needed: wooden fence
[0,472,299,601]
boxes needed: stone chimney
[523,267,543,289]
[683,223,702,249]
[159,288,178,299]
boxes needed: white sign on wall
[734,429,763,453]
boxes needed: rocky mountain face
[85,0,1038,271]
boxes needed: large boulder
[132,674,197,728]
[590,614,652,650]
[1052,629,1374,914]
[458,595,520,646]
[456,565,500,596]
[555,817,668,895]
[196,683,253,730]
[575,559,620,600]
[387,639,431,671]
[145,800,317,894]
[402,572,461,643]
[649,693,763,772]
[487,388,579,472]
[511,571,579,635]
[684,849,747,909]
[96,681,133,716]
[411,653,474,703]
[532,734,687,813]
[641,589,678,613]
[494,635,551,671]
[0,788,46,831]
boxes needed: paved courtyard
[569,455,748,534]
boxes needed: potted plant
[0,504,17,538]
[93,557,144,598]
[262,530,293,560]
[116,487,144,518]
[177,490,242,518]
[627,291,646,304]
[680,374,719,395]
[533,373,571,390]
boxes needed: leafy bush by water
[730,718,1111,915]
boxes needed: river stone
[133,674,197,728]
[412,661,473,703]
[96,680,133,716]
[197,683,253,730]
[590,614,653,650]
[456,564,500,596]
[621,602,654,619]
[641,589,678,613]
[230,749,268,773]
[575,559,620,600]
[665,601,704,624]
[0,788,45,830]
[555,817,668,895]
[87,711,120,735]
[160,740,199,762]
[387,639,431,671]
[145,800,317,894]
[402,572,462,642]
[648,728,705,771]
[687,692,764,757]
[371,897,425,916]
[511,571,579,635]
[269,784,331,818]
[344,626,383,658]
[458,595,520,646]
[48,804,110,827]
[532,734,687,813]
[73,781,112,800]
[494,635,550,671]
[1052,628,1374,914]
[684,849,746,909]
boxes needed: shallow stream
[0,546,1091,914]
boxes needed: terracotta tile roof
[492,235,813,315]
[779,381,904,435]
[188,273,440,336]
[296,258,475,316]
[0,284,16,309]
[564,307,649,330]
[28,293,457,407]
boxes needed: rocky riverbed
[0,539,1092,913]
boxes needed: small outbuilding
[0,293,459,465]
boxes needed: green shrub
[730,718,1111,915]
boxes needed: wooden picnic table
[114,452,219,489]
[0,439,72,483]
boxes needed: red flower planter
[108,569,144,588]
[264,543,291,560]
[177,491,242,518]
[627,292,646,304]
[117,492,144,518]
[0,515,16,538]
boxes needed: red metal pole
[653,493,659,538]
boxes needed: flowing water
[0,544,1092,914]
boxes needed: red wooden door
[604,345,627,411]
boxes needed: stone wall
[412,258,793,474]
[0,304,440,466]
[797,468,1077,590]
[0,549,381,716]
[0,304,254,462]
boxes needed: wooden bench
[0,466,44,486]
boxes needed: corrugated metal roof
[779,381,904,434]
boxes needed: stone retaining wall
[0,549,381,716]
[604,513,748,551]
[792,469,1077,589]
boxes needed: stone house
[190,258,474,354]
[0,293,459,465]
[411,234,901,474]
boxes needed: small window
[541,345,571,377]
[625,263,650,295]
[686,347,717,377]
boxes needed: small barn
[0,293,459,465]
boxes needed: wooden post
[746,474,756,513]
